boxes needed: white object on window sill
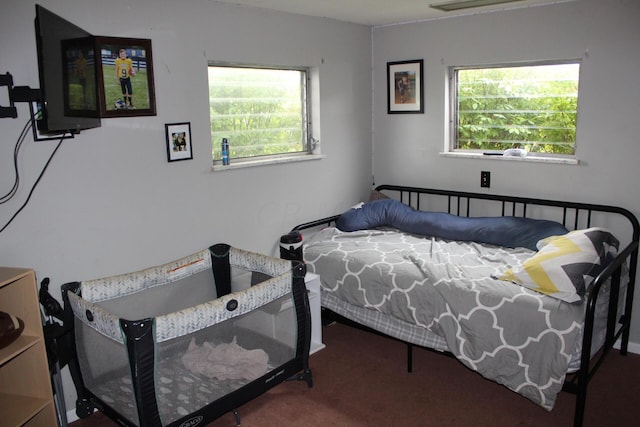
[503,148,527,157]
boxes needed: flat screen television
[34,4,101,134]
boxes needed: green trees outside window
[453,62,580,155]
[208,66,308,162]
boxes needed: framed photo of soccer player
[94,37,156,117]
[387,59,423,114]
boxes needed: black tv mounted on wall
[33,4,156,136]
[34,4,101,135]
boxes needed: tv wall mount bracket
[1,72,42,118]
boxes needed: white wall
[0,0,371,414]
[373,0,640,346]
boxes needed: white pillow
[497,227,619,303]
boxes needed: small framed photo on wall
[165,122,193,162]
[387,59,424,114]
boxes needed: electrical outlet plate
[481,171,491,188]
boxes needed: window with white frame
[208,64,309,163]
[450,61,580,155]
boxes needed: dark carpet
[70,322,640,426]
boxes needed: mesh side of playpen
[66,245,304,426]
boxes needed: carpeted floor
[70,322,640,426]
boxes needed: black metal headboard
[375,184,640,242]
[294,184,639,247]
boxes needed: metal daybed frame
[292,184,639,427]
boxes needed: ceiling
[212,0,572,26]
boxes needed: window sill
[211,153,326,172]
[439,151,579,165]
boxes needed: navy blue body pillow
[335,199,569,251]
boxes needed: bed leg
[574,393,586,427]
[407,343,413,373]
[573,366,589,427]
[233,409,241,426]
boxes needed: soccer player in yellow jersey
[115,48,135,109]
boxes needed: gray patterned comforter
[304,227,584,410]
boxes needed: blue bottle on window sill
[221,138,230,165]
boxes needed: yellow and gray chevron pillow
[498,227,619,303]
